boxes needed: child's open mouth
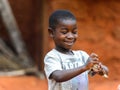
[64,41,74,46]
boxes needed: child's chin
[65,46,73,50]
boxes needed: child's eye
[72,31,78,34]
[61,31,67,34]
[72,27,78,34]
[60,28,68,34]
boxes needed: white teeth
[65,42,74,45]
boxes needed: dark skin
[48,19,108,82]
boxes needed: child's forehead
[58,19,76,25]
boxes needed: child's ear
[48,27,54,38]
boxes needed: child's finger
[90,53,98,58]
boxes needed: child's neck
[55,47,74,55]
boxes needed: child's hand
[85,53,100,70]
[97,64,109,78]
[86,53,109,78]
[89,63,109,78]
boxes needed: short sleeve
[79,50,89,63]
[44,52,62,79]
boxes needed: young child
[44,10,108,90]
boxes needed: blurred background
[0,0,120,90]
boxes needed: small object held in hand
[101,68,109,78]
[88,64,100,77]
[88,69,96,77]
[89,64,108,78]
[103,74,108,78]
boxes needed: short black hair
[49,10,76,29]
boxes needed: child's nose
[67,32,74,39]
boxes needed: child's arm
[49,65,88,82]
[49,53,100,82]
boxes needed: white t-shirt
[44,49,89,90]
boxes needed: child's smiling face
[52,19,78,51]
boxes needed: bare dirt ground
[0,76,47,90]
[0,75,119,90]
